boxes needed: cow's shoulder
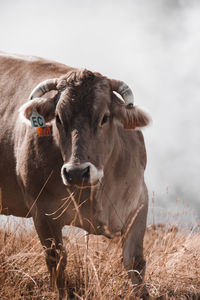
[119,128,147,169]
[135,130,147,169]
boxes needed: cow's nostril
[62,164,91,186]
[63,168,72,183]
[82,166,90,181]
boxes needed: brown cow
[0,52,150,299]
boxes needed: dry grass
[0,221,200,299]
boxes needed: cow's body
[0,52,150,299]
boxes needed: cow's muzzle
[61,162,103,188]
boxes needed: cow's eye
[56,114,61,124]
[101,114,109,126]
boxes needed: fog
[0,0,200,226]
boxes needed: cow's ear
[19,97,56,126]
[112,99,151,129]
[121,106,151,129]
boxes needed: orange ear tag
[124,122,137,130]
[37,126,51,137]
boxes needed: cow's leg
[32,215,67,300]
[122,203,149,299]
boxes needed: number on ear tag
[37,126,51,137]
[30,110,46,128]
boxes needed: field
[0,219,200,299]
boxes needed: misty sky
[0,0,200,225]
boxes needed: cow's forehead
[56,70,111,119]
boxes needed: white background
[1,0,200,226]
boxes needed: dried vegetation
[0,220,200,299]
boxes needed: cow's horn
[29,78,58,100]
[110,79,134,108]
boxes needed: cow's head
[20,70,150,188]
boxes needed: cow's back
[0,53,72,216]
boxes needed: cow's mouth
[73,181,100,189]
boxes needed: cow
[0,52,150,299]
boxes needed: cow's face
[20,70,150,188]
[55,73,114,188]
